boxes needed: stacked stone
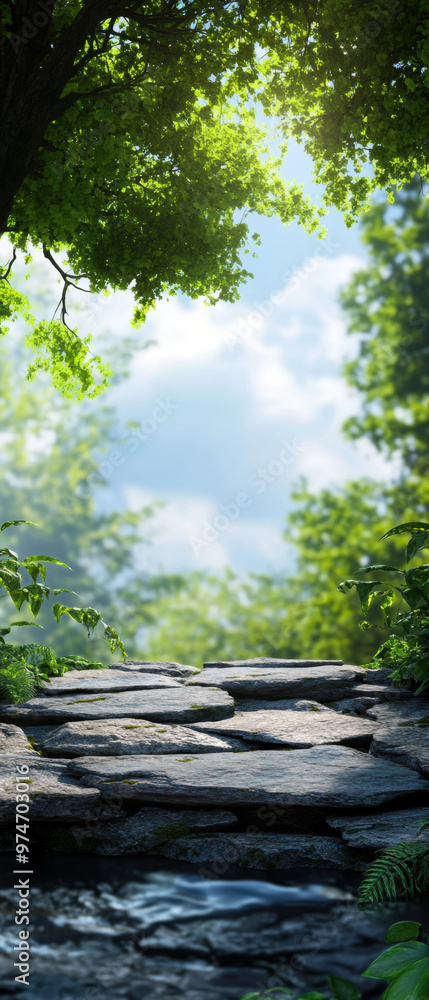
[1,657,428,867]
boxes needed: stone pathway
[0,656,428,868]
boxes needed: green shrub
[339,520,429,695]
[241,921,429,1000]
[0,519,125,702]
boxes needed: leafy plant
[338,521,429,694]
[357,840,429,909]
[0,519,126,702]
[240,922,429,1000]
[0,660,37,704]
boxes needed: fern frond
[358,841,429,907]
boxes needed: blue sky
[4,141,399,578]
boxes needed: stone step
[109,660,199,678]
[326,806,429,849]
[0,722,37,756]
[187,708,375,749]
[42,669,182,696]
[0,687,234,725]
[0,755,101,825]
[370,727,429,776]
[203,658,345,669]
[367,699,429,727]
[37,805,239,854]
[160,832,365,871]
[66,745,428,810]
[39,718,249,757]
[188,665,365,701]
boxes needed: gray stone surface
[204,658,344,669]
[0,755,101,825]
[366,699,429,726]
[40,718,248,757]
[0,722,37,756]
[43,668,181,695]
[109,659,199,678]
[234,698,328,713]
[188,708,375,749]
[370,729,429,776]
[360,667,396,685]
[67,745,428,809]
[40,806,238,854]
[188,665,365,701]
[0,686,234,725]
[329,697,382,716]
[326,806,429,849]
[160,832,365,870]
[349,684,411,702]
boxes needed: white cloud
[124,486,291,573]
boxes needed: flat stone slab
[0,723,37,756]
[367,700,429,727]
[370,729,429,776]
[160,832,364,870]
[329,697,382,716]
[109,659,199,678]
[39,805,238,854]
[66,745,428,809]
[234,698,330,713]
[40,718,248,757]
[204,658,344,669]
[188,665,365,701]
[326,807,429,850]
[0,755,101,825]
[0,687,234,725]
[187,709,375,749]
[42,669,181,695]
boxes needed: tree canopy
[1,0,428,396]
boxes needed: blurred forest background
[1,179,428,667]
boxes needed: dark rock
[40,805,238,854]
[66,745,428,810]
[0,755,100,825]
[188,665,365,701]
[326,806,429,849]
[160,832,365,870]
[40,718,248,757]
[42,668,181,695]
[329,697,382,716]
[188,708,375,749]
[0,686,234,725]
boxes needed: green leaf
[1,520,37,531]
[385,922,422,943]
[6,621,43,629]
[328,975,362,1000]
[379,523,429,541]
[414,678,429,696]
[22,555,71,569]
[355,565,402,574]
[407,533,429,562]
[381,958,429,999]
[20,583,51,616]
[0,548,18,560]
[362,942,429,981]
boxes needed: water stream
[0,853,427,999]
